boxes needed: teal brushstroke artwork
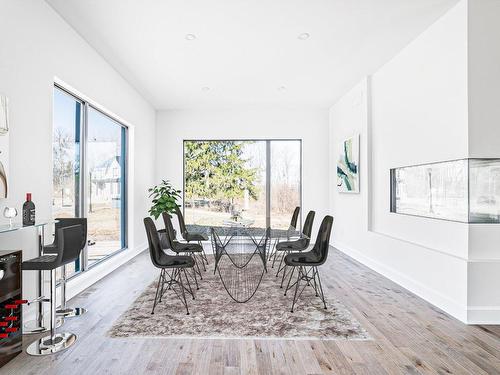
[337,135,359,193]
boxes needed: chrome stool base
[23,317,62,335]
[26,332,77,356]
[56,307,87,318]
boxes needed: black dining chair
[144,217,195,315]
[43,218,87,318]
[289,206,301,230]
[174,205,209,265]
[275,210,315,281]
[283,215,333,313]
[23,224,84,355]
[269,206,301,265]
[161,212,204,281]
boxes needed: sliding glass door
[52,88,83,276]
[86,108,127,265]
[52,86,127,276]
[183,140,301,229]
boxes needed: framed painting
[337,135,359,193]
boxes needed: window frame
[53,83,128,277]
[182,139,303,230]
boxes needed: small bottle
[22,193,35,226]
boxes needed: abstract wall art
[0,95,9,198]
[337,134,359,193]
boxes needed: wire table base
[211,227,270,303]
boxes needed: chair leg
[280,265,288,288]
[199,241,209,265]
[284,267,295,296]
[275,250,289,277]
[158,269,167,303]
[315,267,327,309]
[192,266,199,290]
[290,266,302,313]
[183,269,195,300]
[177,268,190,315]
[268,238,278,262]
[151,270,163,314]
[271,247,280,269]
[199,251,207,272]
[195,253,204,278]
[312,267,319,297]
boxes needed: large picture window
[390,158,500,223]
[52,85,127,277]
[183,140,301,229]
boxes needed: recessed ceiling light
[201,86,210,92]
[185,34,196,41]
[298,33,310,40]
[278,86,287,92]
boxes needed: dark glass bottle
[22,193,35,226]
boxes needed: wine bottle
[22,193,35,226]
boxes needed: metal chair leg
[183,269,195,300]
[177,268,190,315]
[315,267,327,309]
[271,242,280,268]
[268,238,278,262]
[199,241,209,265]
[284,267,295,296]
[280,265,288,288]
[290,266,302,313]
[192,266,199,290]
[312,267,319,297]
[151,270,163,314]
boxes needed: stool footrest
[27,296,50,305]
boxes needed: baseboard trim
[467,306,500,325]
[333,241,468,323]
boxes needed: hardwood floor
[3,248,499,375]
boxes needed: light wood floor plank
[2,248,499,375]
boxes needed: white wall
[466,0,500,323]
[329,1,470,322]
[156,108,330,235]
[0,0,156,315]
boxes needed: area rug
[108,262,370,340]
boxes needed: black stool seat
[276,238,309,252]
[22,255,59,271]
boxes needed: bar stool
[23,224,85,355]
[43,218,87,318]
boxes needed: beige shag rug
[108,260,369,340]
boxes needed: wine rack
[0,250,22,368]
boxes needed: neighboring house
[90,156,121,207]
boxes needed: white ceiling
[46,0,458,110]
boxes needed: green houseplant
[148,180,182,219]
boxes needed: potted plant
[148,180,181,219]
[149,180,181,246]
